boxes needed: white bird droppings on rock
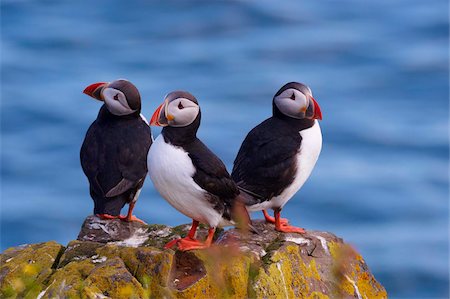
[284,236,311,245]
[154,227,171,237]
[36,285,51,299]
[276,262,289,297]
[316,236,330,255]
[345,274,363,299]
[112,228,149,248]
[92,256,107,264]
[73,256,87,261]
[260,249,267,257]
[92,292,110,299]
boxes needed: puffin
[147,91,250,251]
[231,82,322,233]
[80,79,152,222]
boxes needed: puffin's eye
[290,93,296,101]
[178,101,184,109]
[113,93,120,101]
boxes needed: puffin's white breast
[147,135,223,227]
[248,120,322,211]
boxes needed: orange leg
[119,201,145,223]
[164,220,199,249]
[262,210,288,224]
[274,209,305,234]
[164,220,215,251]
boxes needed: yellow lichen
[341,275,357,296]
[39,259,95,298]
[1,235,387,299]
[307,259,321,281]
[253,265,289,298]
[356,254,364,262]
[327,241,341,260]
[307,291,330,299]
[355,270,388,299]
[117,247,173,298]
[173,275,218,299]
[191,245,252,298]
[0,241,64,298]
[86,258,145,298]
[253,244,326,298]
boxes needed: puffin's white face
[150,91,200,127]
[83,79,141,116]
[102,87,136,116]
[165,97,199,127]
[274,88,310,119]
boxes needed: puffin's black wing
[108,118,152,197]
[80,121,104,196]
[231,118,302,204]
[185,139,239,205]
[80,117,152,198]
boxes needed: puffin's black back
[80,105,152,215]
[162,114,239,220]
[231,117,314,205]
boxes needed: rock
[1,216,387,298]
[0,241,64,298]
[77,215,150,245]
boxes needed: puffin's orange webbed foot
[119,214,145,224]
[275,223,306,234]
[164,226,215,251]
[262,210,288,224]
[96,213,123,220]
[164,237,208,251]
[273,209,305,234]
[177,238,211,251]
[164,238,183,249]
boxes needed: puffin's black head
[83,79,141,116]
[272,82,322,120]
[150,91,200,128]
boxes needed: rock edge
[1,216,387,298]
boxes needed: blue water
[1,1,448,297]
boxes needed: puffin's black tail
[231,195,260,235]
[236,186,264,206]
[90,187,128,216]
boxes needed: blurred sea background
[1,0,448,298]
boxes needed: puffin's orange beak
[311,97,322,120]
[83,82,108,101]
[150,102,167,126]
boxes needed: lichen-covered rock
[40,259,95,298]
[0,241,64,298]
[83,257,146,298]
[1,216,387,298]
